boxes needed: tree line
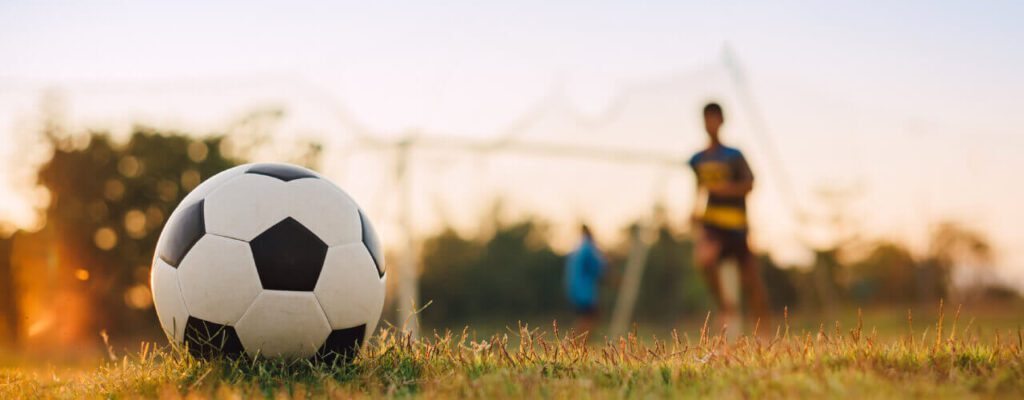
[0,126,1015,351]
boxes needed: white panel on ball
[314,243,386,333]
[154,164,248,256]
[234,291,332,359]
[177,235,262,325]
[286,178,362,247]
[150,259,190,343]
[204,173,290,241]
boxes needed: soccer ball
[149,163,385,361]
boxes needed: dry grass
[2,304,1023,399]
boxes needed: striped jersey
[688,145,753,231]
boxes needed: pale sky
[2,1,1023,287]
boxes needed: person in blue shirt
[564,224,606,334]
[688,102,770,332]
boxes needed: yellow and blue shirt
[689,146,753,231]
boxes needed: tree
[632,226,710,322]
[17,129,242,345]
[848,242,918,304]
[0,234,17,346]
[759,254,799,312]
[925,222,995,303]
[418,218,566,327]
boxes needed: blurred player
[688,102,770,334]
[564,224,607,334]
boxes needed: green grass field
[2,304,1022,399]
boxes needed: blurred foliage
[9,129,242,348]
[0,115,1014,350]
[419,220,565,326]
[0,238,16,345]
[760,254,799,312]
[788,221,1004,311]
[417,219,805,329]
[630,226,709,321]
[416,217,1011,330]
[848,242,921,304]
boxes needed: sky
[1,1,1023,286]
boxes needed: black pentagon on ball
[358,209,385,278]
[250,217,328,291]
[315,324,366,364]
[184,316,245,358]
[245,163,319,182]
[157,200,205,268]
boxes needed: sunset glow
[2,1,1023,291]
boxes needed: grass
[2,304,1023,399]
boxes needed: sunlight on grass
[1,307,1022,399]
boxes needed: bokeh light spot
[124,209,147,239]
[145,206,165,230]
[118,156,141,178]
[180,169,201,191]
[187,141,209,162]
[157,180,179,202]
[124,284,152,310]
[94,227,118,250]
[88,200,109,223]
[104,179,125,202]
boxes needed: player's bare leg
[696,234,724,302]
[695,234,740,336]
[718,259,743,339]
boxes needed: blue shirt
[564,237,606,307]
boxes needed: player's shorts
[701,223,752,263]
